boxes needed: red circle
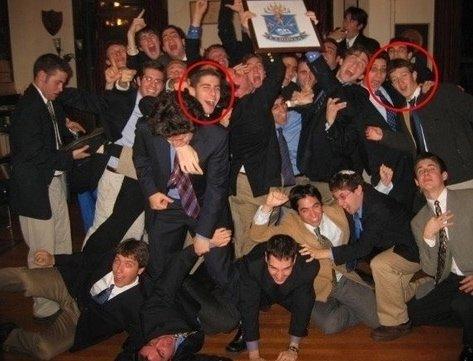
[176,60,236,125]
[364,41,439,113]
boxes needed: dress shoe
[0,322,18,347]
[459,345,473,361]
[225,326,246,353]
[371,321,412,341]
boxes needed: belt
[106,165,118,174]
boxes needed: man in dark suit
[387,58,473,189]
[360,52,416,209]
[300,171,420,341]
[229,235,318,360]
[228,53,285,258]
[133,74,229,279]
[9,53,90,320]
[330,6,380,56]
[409,153,473,361]
[0,238,148,360]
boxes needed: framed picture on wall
[394,23,429,49]
[243,0,322,53]
[189,0,220,25]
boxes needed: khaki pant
[19,174,71,318]
[0,267,80,360]
[370,247,420,326]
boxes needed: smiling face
[245,56,266,89]
[207,47,229,68]
[389,66,418,99]
[138,31,161,60]
[367,57,387,92]
[112,254,144,288]
[188,73,221,115]
[296,195,323,227]
[139,335,176,361]
[137,67,165,97]
[332,185,364,215]
[35,69,69,101]
[266,255,295,285]
[106,44,127,68]
[387,44,411,60]
[414,158,447,197]
[343,13,363,38]
[336,51,368,84]
[162,27,185,60]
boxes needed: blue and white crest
[262,3,307,42]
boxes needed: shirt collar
[32,83,49,104]
[426,187,448,213]
[407,86,422,105]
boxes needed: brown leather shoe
[371,321,412,341]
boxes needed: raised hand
[326,97,347,126]
[128,9,146,36]
[379,164,393,187]
[263,189,289,212]
[239,10,256,33]
[225,0,244,13]
[423,211,454,240]
[305,11,319,25]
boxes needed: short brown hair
[116,239,149,268]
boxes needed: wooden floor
[0,203,463,361]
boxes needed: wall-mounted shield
[42,10,63,36]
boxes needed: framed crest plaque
[243,0,322,53]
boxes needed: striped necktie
[375,90,397,131]
[47,100,62,149]
[434,200,448,283]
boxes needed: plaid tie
[46,100,63,149]
[434,200,448,283]
[93,284,114,305]
[375,90,397,131]
[314,227,338,286]
[277,128,296,187]
[168,154,200,219]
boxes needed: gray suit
[409,188,473,347]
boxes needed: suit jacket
[54,245,145,352]
[356,89,416,209]
[229,55,285,197]
[238,242,318,342]
[133,120,229,238]
[9,84,74,219]
[332,185,419,265]
[249,204,370,302]
[414,83,473,184]
[411,189,473,282]
[339,33,380,56]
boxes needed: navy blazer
[133,120,229,238]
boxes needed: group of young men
[1,1,472,361]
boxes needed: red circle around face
[364,41,439,113]
[176,60,235,125]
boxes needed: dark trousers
[84,176,144,254]
[407,273,473,345]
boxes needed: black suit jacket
[414,83,473,184]
[356,89,416,209]
[133,120,229,238]
[238,243,318,342]
[229,55,285,197]
[9,85,74,219]
[332,185,419,265]
[54,242,145,352]
[339,33,380,56]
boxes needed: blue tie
[277,127,296,186]
[375,90,397,131]
[346,212,363,271]
[93,284,114,305]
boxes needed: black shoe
[0,322,18,347]
[459,345,473,361]
[225,326,246,353]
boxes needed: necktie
[375,90,397,131]
[346,213,363,271]
[434,200,448,283]
[277,128,296,187]
[408,98,427,152]
[314,227,338,286]
[46,100,62,149]
[93,284,114,304]
[168,154,200,219]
